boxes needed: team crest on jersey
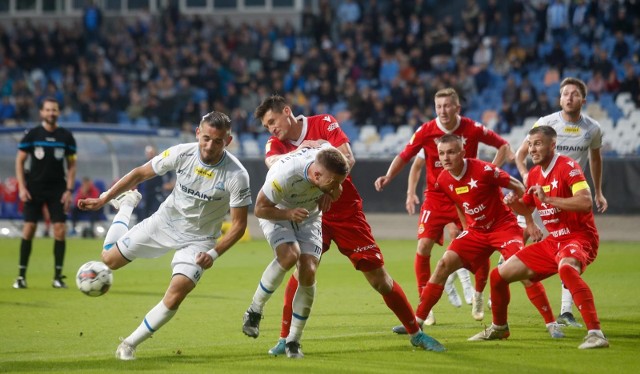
[34,147,45,160]
[543,185,551,192]
[54,147,65,160]
[162,150,170,158]
[214,181,225,191]
[194,166,214,178]
[327,122,339,131]
[455,186,469,194]
[418,223,425,234]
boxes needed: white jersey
[261,147,324,219]
[531,111,603,170]
[150,142,252,240]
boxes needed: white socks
[560,283,574,315]
[287,283,316,343]
[125,301,177,347]
[103,205,134,250]
[250,259,287,313]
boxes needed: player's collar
[435,116,461,133]
[290,115,309,147]
[450,159,468,181]
[559,110,583,126]
[541,153,560,178]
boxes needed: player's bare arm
[375,155,409,191]
[62,155,77,212]
[254,190,310,222]
[198,205,249,269]
[589,147,608,213]
[491,144,514,168]
[78,162,157,211]
[406,156,424,214]
[503,191,534,216]
[15,150,31,202]
[515,139,530,184]
[527,185,593,213]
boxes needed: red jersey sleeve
[398,124,426,162]
[475,122,509,149]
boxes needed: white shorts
[258,217,323,259]
[115,214,214,284]
[516,210,548,236]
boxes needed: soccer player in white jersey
[243,145,350,358]
[78,112,252,360]
[514,77,608,327]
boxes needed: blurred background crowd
[0,0,639,140]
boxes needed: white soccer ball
[76,261,113,297]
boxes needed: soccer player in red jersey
[469,126,609,349]
[410,134,557,346]
[374,88,511,330]
[246,95,444,354]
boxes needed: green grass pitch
[1,238,639,373]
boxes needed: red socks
[558,265,601,330]
[474,257,490,292]
[415,282,444,321]
[383,281,420,334]
[414,253,431,296]
[490,268,510,326]
[279,274,298,338]
[525,282,554,324]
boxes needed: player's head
[527,126,557,166]
[313,147,350,195]
[434,88,461,129]
[436,134,465,173]
[559,77,587,116]
[39,97,60,126]
[197,111,232,164]
[144,145,157,160]
[254,95,296,141]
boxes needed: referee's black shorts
[23,184,67,223]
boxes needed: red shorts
[417,195,462,245]
[515,237,597,282]
[447,222,524,273]
[322,209,384,272]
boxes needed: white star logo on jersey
[551,179,558,189]
[323,116,331,122]
[460,136,467,146]
[468,178,478,189]
[570,249,576,254]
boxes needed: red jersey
[523,154,599,247]
[436,158,516,231]
[399,116,508,205]
[265,114,361,221]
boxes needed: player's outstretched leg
[444,272,462,308]
[244,259,288,338]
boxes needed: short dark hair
[40,97,59,109]
[316,148,350,177]
[529,125,557,139]
[200,111,231,130]
[254,95,288,121]
[560,77,587,98]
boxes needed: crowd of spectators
[0,0,639,138]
